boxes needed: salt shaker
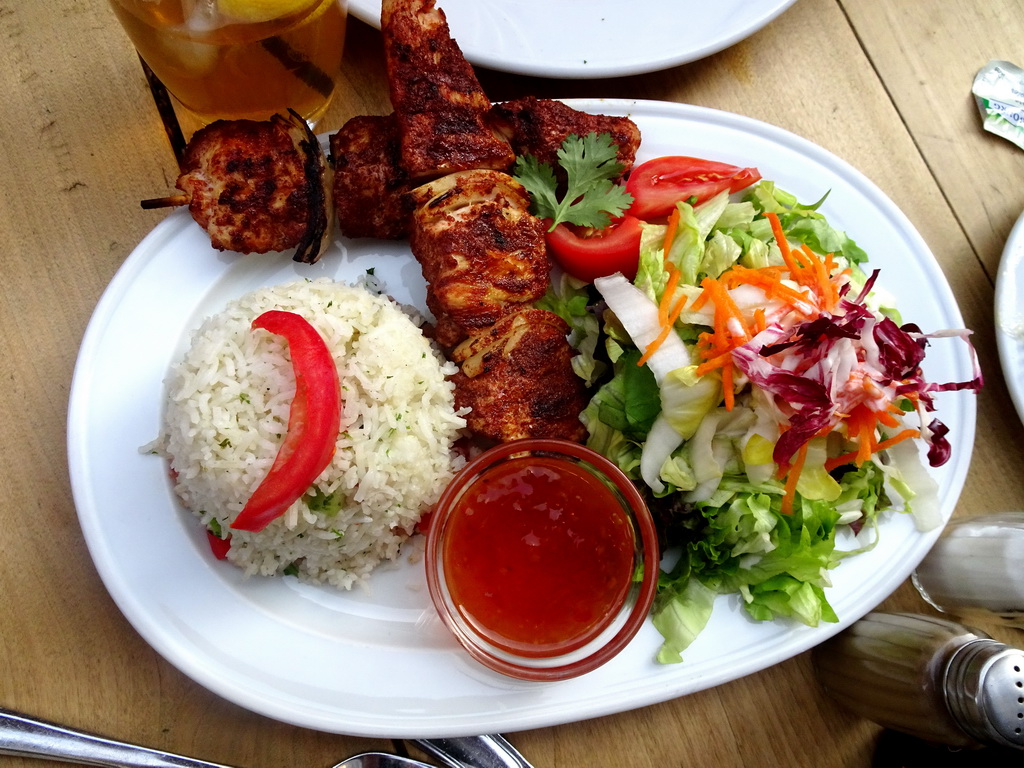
[812,612,1024,750]
[912,512,1024,627]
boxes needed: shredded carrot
[638,292,688,365]
[636,209,688,366]
[846,404,877,465]
[721,361,735,410]
[817,398,920,473]
[780,443,808,515]
[753,307,767,333]
[800,244,839,311]
[683,277,754,411]
[791,244,815,270]
[703,277,752,349]
[765,211,802,277]
[690,283,711,313]
[876,408,901,429]
[660,264,681,326]
[637,327,671,367]
[885,400,916,424]
[720,265,808,307]
[696,349,734,375]
[872,429,921,455]
[763,212,846,313]
[667,293,688,324]
[723,263,788,281]
[824,428,920,471]
[663,207,681,260]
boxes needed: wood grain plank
[2,1,1021,767]
[841,0,1024,278]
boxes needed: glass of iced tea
[108,0,347,128]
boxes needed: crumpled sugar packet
[973,60,1024,150]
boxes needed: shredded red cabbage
[730,273,981,468]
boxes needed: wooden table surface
[3,1,1024,766]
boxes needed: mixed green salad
[516,135,982,663]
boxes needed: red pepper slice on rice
[230,310,342,533]
[206,530,232,559]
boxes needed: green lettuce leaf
[745,181,868,265]
[536,274,605,386]
[651,577,717,664]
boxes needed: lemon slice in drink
[217,0,319,23]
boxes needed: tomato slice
[626,156,761,221]
[545,215,644,283]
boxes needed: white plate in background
[995,209,1024,425]
[347,0,798,79]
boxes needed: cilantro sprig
[513,132,634,232]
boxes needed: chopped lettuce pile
[540,181,982,663]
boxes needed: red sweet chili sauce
[441,454,636,658]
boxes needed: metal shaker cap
[944,638,1024,750]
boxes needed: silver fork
[0,708,431,768]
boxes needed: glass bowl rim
[424,437,660,681]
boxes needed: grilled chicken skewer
[330,96,642,243]
[142,110,334,263]
[378,0,597,443]
[330,114,413,241]
[380,0,515,180]
[405,167,589,442]
[491,95,641,178]
[407,169,550,349]
[450,308,589,443]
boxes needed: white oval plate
[347,0,798,79]
[68,99,976,738]
[995,209,1024,425]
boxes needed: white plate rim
[68,98,976,738]
[995,209,1024,425]
[346,0,799,79]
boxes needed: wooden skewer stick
[138,55,187,169]
[140,193,189,210]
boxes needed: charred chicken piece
[491,96,642,173]
[408,169,550,349]
[330,113,413,240]
[450,308,588,443]
[172,110,333,262]
[381,0,515,180]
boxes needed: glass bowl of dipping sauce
[424,438,659,681]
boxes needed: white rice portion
[160,277,466,589]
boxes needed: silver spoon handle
[0,708,238,768]
[413,735,534,768]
